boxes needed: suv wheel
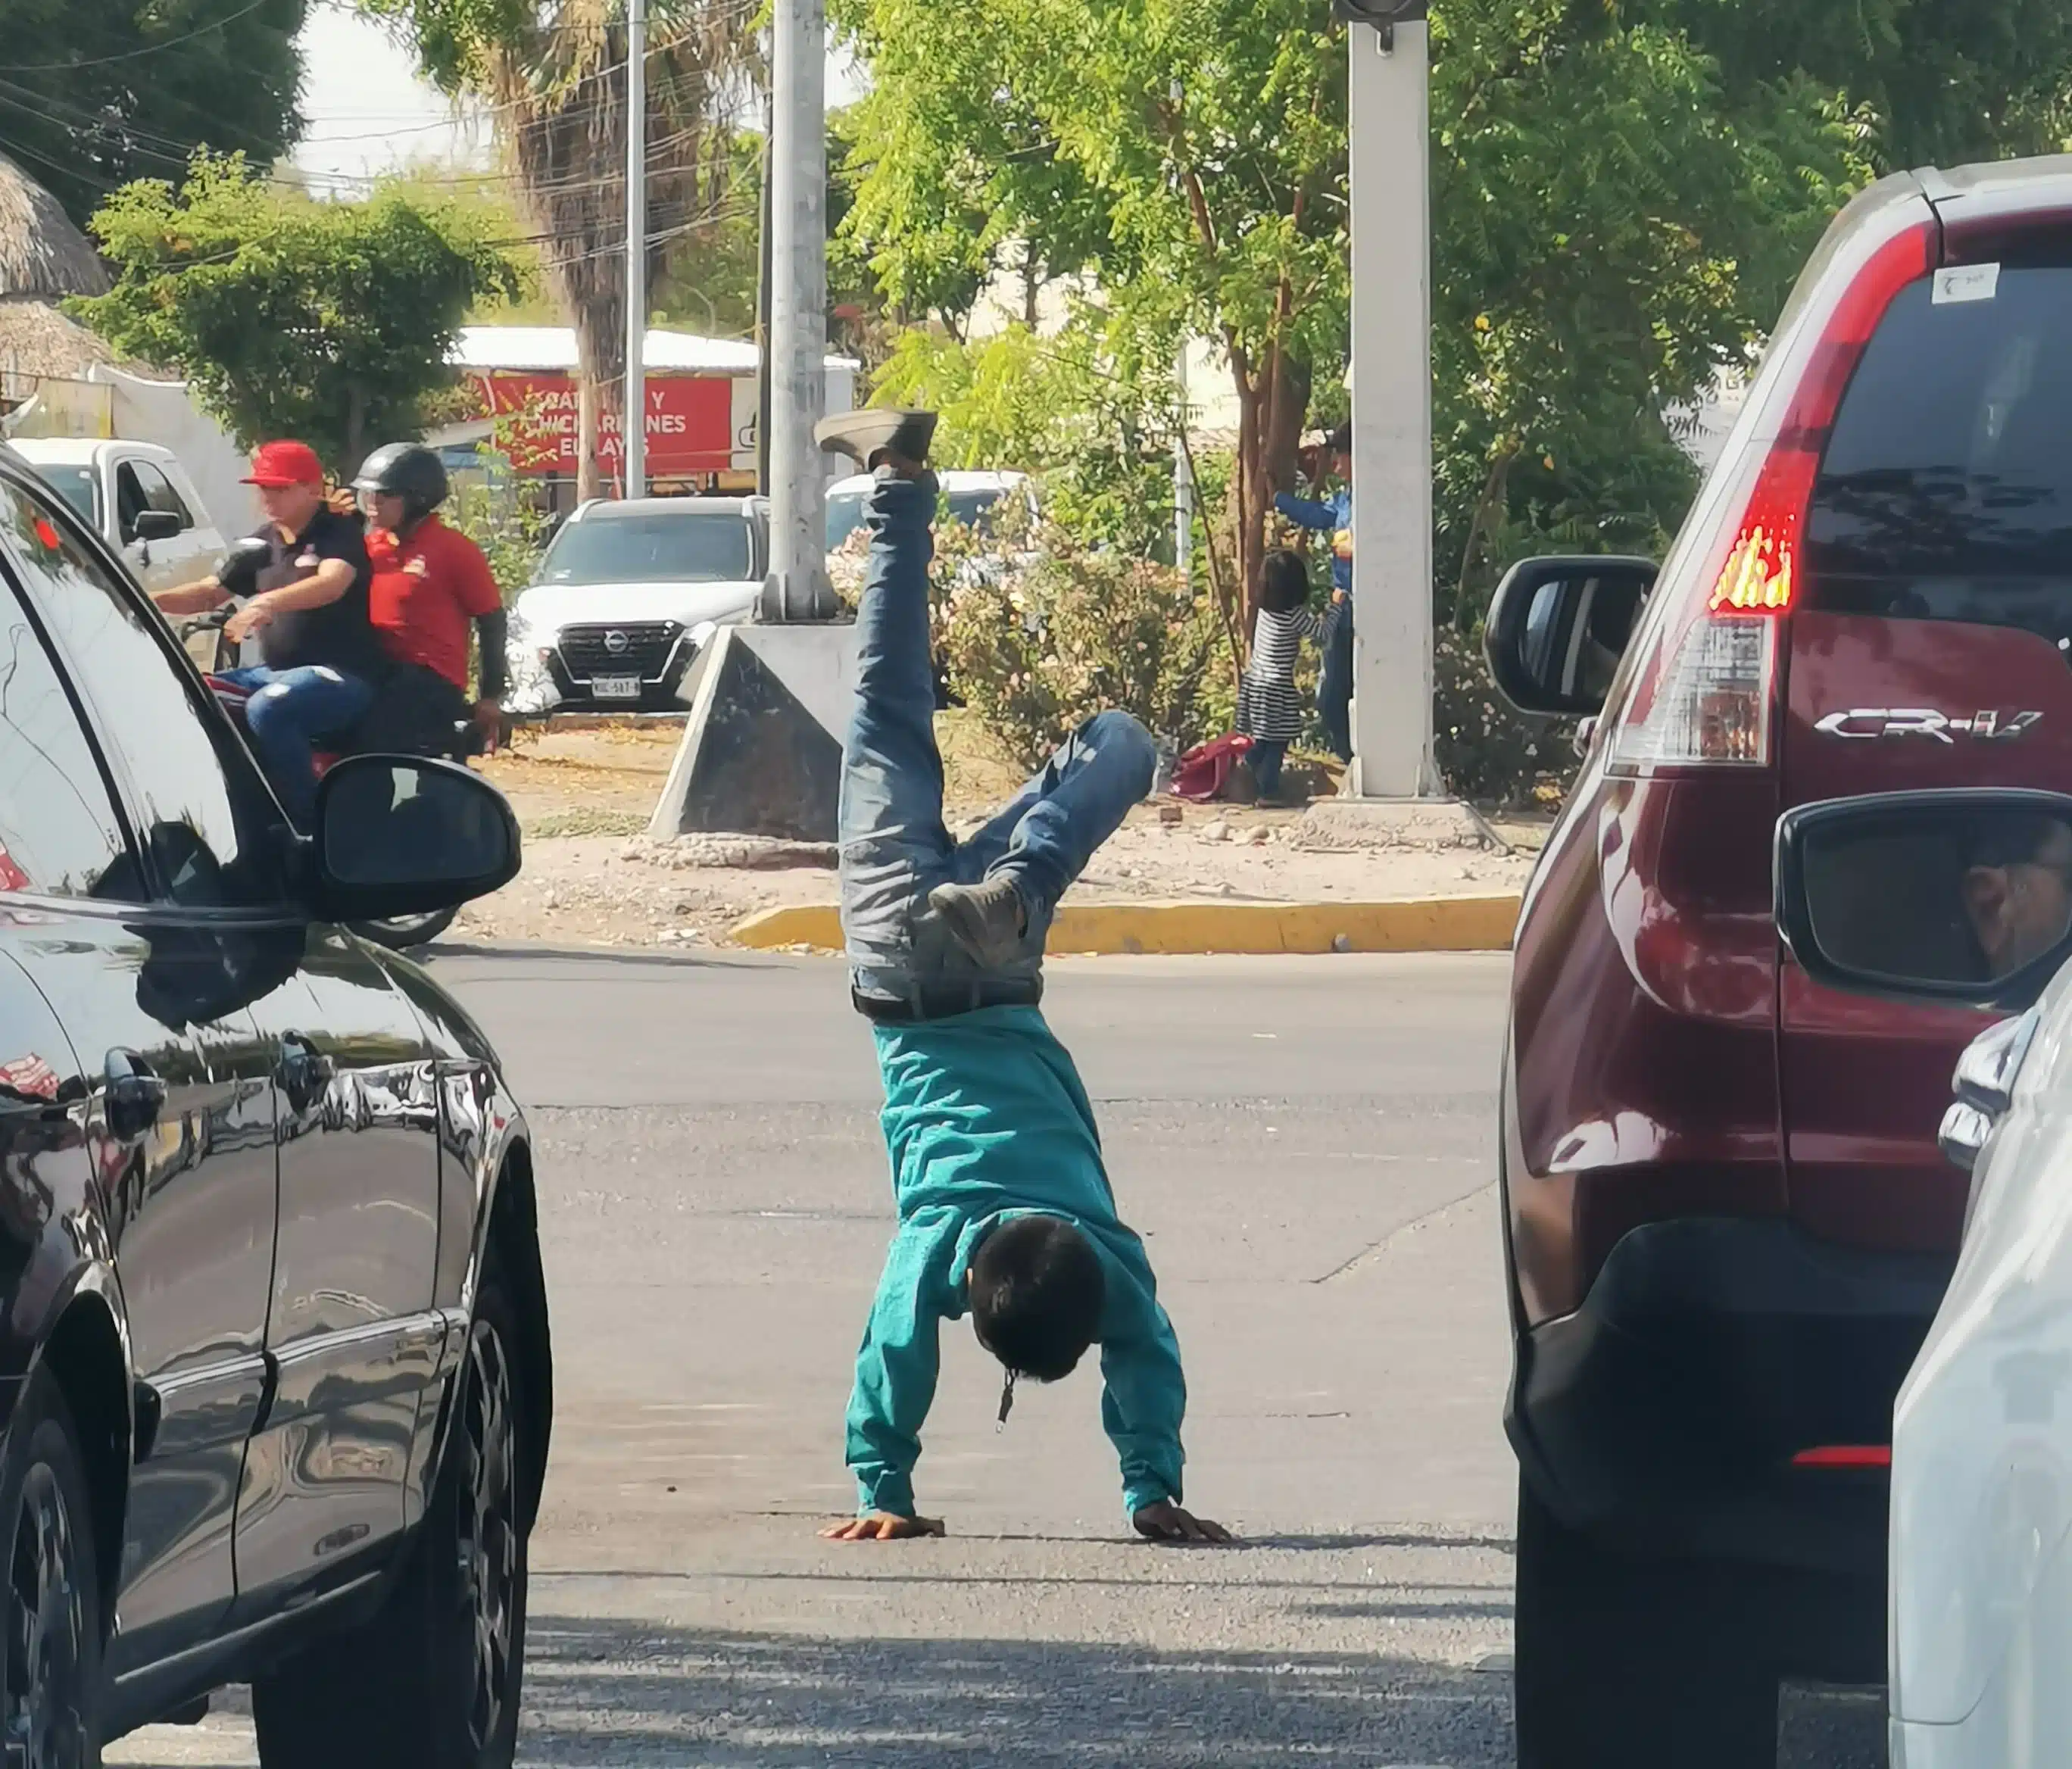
[254,1267,530,1769]
[1514,1476,1777,1768]
[0,1371,101,1769]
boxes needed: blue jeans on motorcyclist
[219,664,374,825]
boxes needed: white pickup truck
[9,437,226,594]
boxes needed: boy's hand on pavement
[820,1512,947,1542]
[1132,1501,1233,1544]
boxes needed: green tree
[0,0,304,231]
[73,152,519,473]
[838,0,1348,607]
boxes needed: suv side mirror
[133,509,183,543]
[1484,555,1657,717]
[307,755,520,922]
[1776,789,2072,1012]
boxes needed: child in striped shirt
[1237,550,1348,802]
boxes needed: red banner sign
[477,373,737,477]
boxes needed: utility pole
[762,0,832,619]
[1337,0,1436,797]
[624,0,648,500]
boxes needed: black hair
[1327,421,1353,455]
[969,1216,1106,1383]
[1964,812,2066,872]
[1258,549,1312,614]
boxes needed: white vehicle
[9,437,223,594]
[825,468,1035,553]
[1773,788,2072,1769]
[505,496,766,715]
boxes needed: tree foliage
[73,152,519,473]
[0,0,304,231]
[838,0,1347,608]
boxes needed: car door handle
[278,1035,333,1113]
[102,1049,167,1142]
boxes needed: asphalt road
[110,949,1884,1767]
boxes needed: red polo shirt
[367,514,502,691]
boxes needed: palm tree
[379,0,761,498]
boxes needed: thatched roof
[0,151,106,301]
[0,301,118,382]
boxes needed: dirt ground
[452,716,1546,951]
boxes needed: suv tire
[254,1266,530,1769]
[0,1368,103,1769]
[1513,1475,1777,1768]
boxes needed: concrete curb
[730,894,1522,956]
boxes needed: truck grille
[556,621,682,682]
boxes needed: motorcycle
[181,542,488,951]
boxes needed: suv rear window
[1807,265,2072,645]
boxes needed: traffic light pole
[1343,4,1438,798]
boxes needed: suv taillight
[1607,216,1936,773]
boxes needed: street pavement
[109,949,1885,1767]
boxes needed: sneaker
[928,875,1028,969]
[816,409,938,473]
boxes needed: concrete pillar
[1347,14,1438,798]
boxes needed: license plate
[590,674,643,700]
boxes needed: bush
[830,501,1240,772]
[1433,623,1579,810]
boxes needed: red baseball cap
[243,440,324,488]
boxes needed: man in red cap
[155,439,389,821]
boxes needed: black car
[0,448,551,1765]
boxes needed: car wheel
[1514,1475,1777,1769]
[254,1268,529,1769]
[0,1371,101,1769]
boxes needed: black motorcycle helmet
[354,442,449,525]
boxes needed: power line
[0,0,277,73]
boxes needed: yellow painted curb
[731,895,1521,956]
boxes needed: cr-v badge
[1814,708,2043,742]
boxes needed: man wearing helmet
[354,443,510,754]
[153,438,388,821]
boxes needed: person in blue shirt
[1275,421,1354,760]
[816,405,1228,1547]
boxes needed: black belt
[854,976,1043,1025]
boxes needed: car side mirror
[307,755,520,922]
[133,509,182,543]
[1775,789,2072,1012]
[1484,555,1657,717]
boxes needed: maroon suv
[1486,158,2072,1767]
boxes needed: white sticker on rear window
[1933,264,2002,305]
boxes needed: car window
[538,510,754,584]
[36,465,97,529]
[0,578,134,899]
[826,489,865,551]
[0,478,283,910]
[131,460,192,529]
[1807,267,2072,644]
[944,490,1003,535]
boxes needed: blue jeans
[1318,600,1353,761]
[1248,738,1288,798]
[220,665,375,825]
[840,471,1156,1005]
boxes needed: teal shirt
[847,1005,1187,1519]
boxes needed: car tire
[0,1368,104,1769]
[254,1268,529,1769]
[1513,1475,1777,1769]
